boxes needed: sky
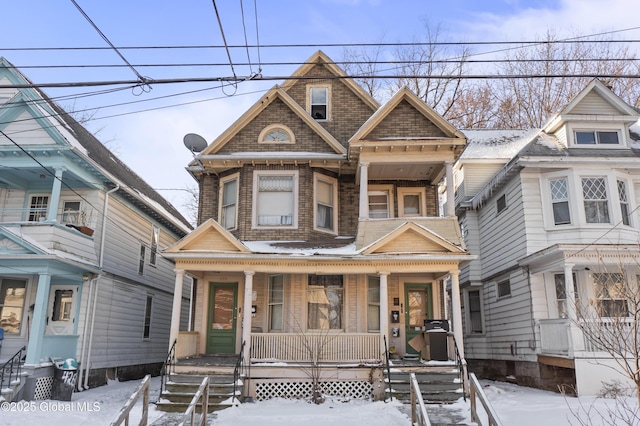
[3,0,640,223]
[2,375,637,425]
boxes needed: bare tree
[342,35,387,100]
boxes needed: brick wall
[367,100,447,139]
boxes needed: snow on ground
[2,376,639,425]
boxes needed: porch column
[46,167,65,222]
[445,161,455,217]
[359,162,369,220]
[169,269,185,351]
[242,271,255,365]
[379,272,390,355]
[564,264,576,321]
[449,270,464,358]
[25,273,51,364]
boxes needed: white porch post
[359,162,369,220]
[242,271,255,365]
[445,161,455,217]
[25,273,51,364]
[564,264,577,321]
[169,269,185,350]
[379,272,390,354]
[46,168,64,222]
[449,270,464,358]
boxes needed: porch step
[157,372,243,413]
[385,367,463,404]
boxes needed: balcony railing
[539,318,636,356]
[250,333,381,363]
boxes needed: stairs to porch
[385,361,464,404]
[0,346,28,403]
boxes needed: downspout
[79,184,119,390]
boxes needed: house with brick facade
[162,51,474,401]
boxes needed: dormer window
[259,125,294,144]
[309,86,329,120]
[575,130,620,145]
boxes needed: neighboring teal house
[0,58,192,401]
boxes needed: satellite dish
[183,133,208,153]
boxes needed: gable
[374,228,450,253]
[0,229,43,255]
[164,219,249,254]
[181,227,244,252]
[365,99,448,140]
[568,90,628,116]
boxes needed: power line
[212,0,238,85]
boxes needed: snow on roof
[460,129,540,160]
[242,240,358,256]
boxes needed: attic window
[309,86,329,120]
[496,194,507,214]
[259,125,294,144]
[575,130,620,145]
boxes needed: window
[253,171,298,228]
[314,174,337,233]
[497,280,511,298]
[268,275,284,332]
[143,295,153,339]
[28,195,49,222]
[550,178,571,225]
[398,188,426,217]
[62,201,81,224]
[220,175,239,230]
[618,180,630,226]
[307,275,343,330]
[582,177,610,223]
[496,194,507,214]
[575,130,620,145]
[466,289,483,334]
[150,225,159,265]
[368,187,394,219]
[0,278,26,334]
[52,289,73,322]
[310,87,328,120]
[367,277,380,332]
[138,245,146,275]
[259,125,295,144]
[554,273,578,318]
[593,273,628,317]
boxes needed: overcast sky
[3,0,640,221]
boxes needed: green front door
[404,283,433,355]
[206,283,238,354]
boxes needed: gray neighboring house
[0,57,192,401]
[454,79,640,395]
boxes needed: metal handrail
[180,376,209,426]
[232,341,245,405]
[158,339,177,402]
[469,372,503,426]
[409,372,432,426]
[110,375,150,426]
[0,345,26,394]
[449,332,469,400]
[383,335,392,402]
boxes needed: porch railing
[1,345,26,400]
[539,318,636,356]
[469,372,503,426]
[450,332,468,399]
[110,374,150,426]
[250,333,380,362]
[158,339,177,402]
[383,335,392,402]
[180,376,209,426]
[233,341,245,405]
[409,373,432,426]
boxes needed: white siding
[570,91,622,115]
[462,164,506,196]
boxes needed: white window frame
[574,129,621,146]
[496,279,511,299]
[548,177,572,226]
[60,199,82,225]
[307,85,330,121]
[150,225,159,266]
[219,173,239,230]
[617,179,631,227]
[27,194,49,222]
[258,124,295,144]
[581,176,610,224]
[307,275,344,331]
[0,277,28,335]
[252,170,299,229]
[368,185,394,219]
[367,276,381,333]
[496,194,507,215]
[397,187,427,217]
[268,275,284,332]
[313,173,338,234]
[464,287,484,335]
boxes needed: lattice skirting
[255,380,373,401]
[34,376,54,400]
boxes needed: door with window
[404,283,433,355]
[206,283,238,354]
[46,285,77,335]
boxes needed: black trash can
[51,359,78,401]
[424,320,449,361]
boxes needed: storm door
[404,283,433,355]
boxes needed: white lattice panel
[34,376,54,400]
[255,380,372,401]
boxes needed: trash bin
[51,358,78,401]
[424,320,449,361]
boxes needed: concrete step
[155,400,236,413]
[160,391,239,404]
[165,382,237,394]
[168,373,238,384]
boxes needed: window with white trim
[582,177,610,224]
[368,186,394,219]
[496,280,511,298]
[220,174,239,230]
[268,275,284,332]
[28,195,49,222]
[307,275,343,330]
[466,289,483,334]
[253,171,298,228]
[549,178,571,225]
[575,130,620,145]
[554,273,578,318]
[314,174,338,233]
[617,180,630,226]
[367,276,380,332]
[309,87,329,120]
[61,200,81,224]
[592,273,628,317]
[259,125,295,144]
[496,194,507,214]
[150,225,159,265]
[398,188,426,217]
[0,278,27,335]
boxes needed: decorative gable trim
[361,221,465,255]
[163,218,249,254]
[197,86,346,157]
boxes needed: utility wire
[239,0,253,75]
[211,0,238,90]
[253,0,262,76]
